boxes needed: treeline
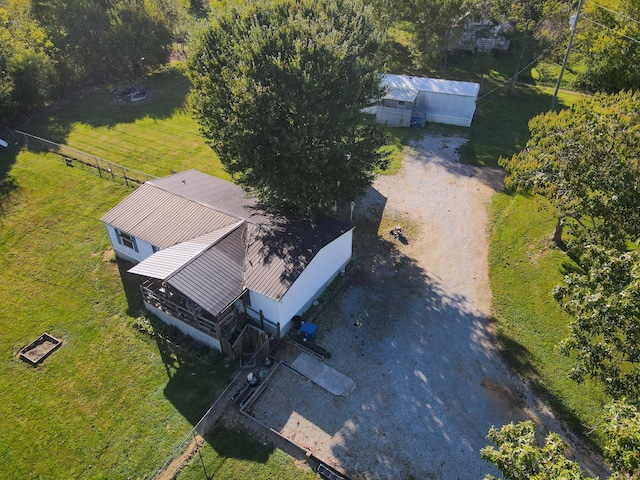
[369,0,640,93]
[3,0,639,123]
[0,0,200,122]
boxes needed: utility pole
[550,0,584,110]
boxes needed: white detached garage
[375,74,480,128]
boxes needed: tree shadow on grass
[465,84,555,168]
[0,142,20,214]
[22,65,192,145]
[495,331,600,449]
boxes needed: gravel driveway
[247,134,606,479]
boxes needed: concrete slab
[290,352,356,397]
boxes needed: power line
[581,15,640,45]
[588,1,640,27]
[476,52,546,102]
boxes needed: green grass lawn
[26,64,229,180]
[177,426,317,480]
[488,192,608,446]
[0,147,233,478]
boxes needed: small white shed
[375,74,480,128]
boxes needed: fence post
[122,165,130,188]
[109,162,116,181]
[95,157,102,178]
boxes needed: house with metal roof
[372,73,480,127]
[101,170,353,358]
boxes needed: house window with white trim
[116,229,138,252]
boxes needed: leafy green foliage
[500,91,640,252]
[481,421,594,480]
[0,1,56,119]
[602,400,640,480]
[483,406,640,480]
[554,246,640,401]
[575,0,640,93]
[406,0,470,69]
[188,0,388,219]
[490,0,559,91]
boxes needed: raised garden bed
[19,333,62,366]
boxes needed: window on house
[116,229,138,252]
[398,100,406,106]
[152,245,159,253]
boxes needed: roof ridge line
[148,171,246,222]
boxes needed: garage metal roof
[383,87,419,102]
[382,73,480,98]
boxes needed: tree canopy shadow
[20,65,192,145]
[0,140,20,214]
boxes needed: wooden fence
[7,129,157,187]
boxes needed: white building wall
[105,224,157,264]
[376,107,414,127]
[144,303,222,351]
[247,230,353,336]
[415,92,476,127]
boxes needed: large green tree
[483,403,640,479]
[408,0,470,70]
[555,246,640,401]
[188,0,388,219]
[491,0,570,92]
[32,0,176,86]
[481,421,593,480]
[0,0,56,120]
[500,91,640,251]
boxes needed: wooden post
[95,157,102,178]
[122,165,130,187]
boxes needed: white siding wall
[105,224,157,264]
[415,92,476,127]
[247,230,353,336]
[145,303,222,351]
[376,106,414,127]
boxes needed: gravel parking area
[241,134,607,480]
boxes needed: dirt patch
[233,133,608,479]
[19,333,62,366]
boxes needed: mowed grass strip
[488,192,608,445]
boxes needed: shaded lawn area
[24,64,229,180]
[488,192,608,447]
[0,146,232,477]
[177,425,317,480]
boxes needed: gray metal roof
[383,87,419,102]
[127,222,245,279]
[382,73,480,97]
[100,183,239,248]
[104,170,353,315]
[243,220,352,300]
[168,223,247,315]
[148,170,271,224]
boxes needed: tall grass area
[489,192,608,445]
